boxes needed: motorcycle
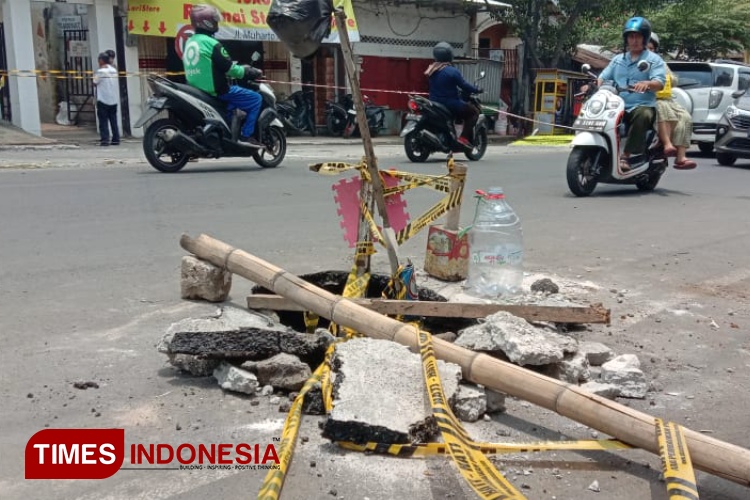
[324,94,352,137]
[134,53,286,173]
[343,95,385,138]
[325,93,385,138]
[277,90,316,136]
[567,63,667,196]
[400,71,488,162]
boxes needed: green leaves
[493,0,748,66]
[577,0,750,60]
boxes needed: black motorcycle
[134,55,286,173]
[325,94,385,138]
[400,71,488,162]
[324,94,352,137]
[277,90,316,136]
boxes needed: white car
[667,60,750,154]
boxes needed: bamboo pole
[180,233,750,487]
[445,163,466,232]
[334,9,400,278]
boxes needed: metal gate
[63,29,94,124]
[0,22,11,122]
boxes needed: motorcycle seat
[173,83,228,113]
[430,101,454,120]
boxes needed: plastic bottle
[466,188,524,297]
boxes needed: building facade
[1,0,501,137]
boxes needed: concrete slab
[159,305,333,368]
[322,338,462,445]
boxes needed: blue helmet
[623,17,652,48]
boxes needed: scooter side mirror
[581,64,591,73]
[637,61,650,72]
[251,52,261,63]
[478,70,486,80]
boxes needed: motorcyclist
[425,42,482,148]
[597,17,666,172]
[182,4,263,148]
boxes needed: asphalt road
[1,140,749,500]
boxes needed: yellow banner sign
[127,0,359,42]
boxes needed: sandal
[673,159,697,170]
[619,157,631,172]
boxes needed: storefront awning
[127,0,359,43]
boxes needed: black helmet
[622,17,651,48]
[190,4,221,34]
[433,42,454,63]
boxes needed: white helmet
[650,32,660,49]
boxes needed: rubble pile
[160,271,649,436]
[158,305,334,406]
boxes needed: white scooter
[566,63,667,197]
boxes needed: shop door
[63,29,94,124]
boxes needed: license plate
[574,119,607,131]
[405,113,421,121]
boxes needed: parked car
[667,60,750,154]
[714,89,750,166]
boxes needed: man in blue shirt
[598,17,666,171]
[426,42,482,148]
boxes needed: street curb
[0,144,81,151]
[0,135,520,150]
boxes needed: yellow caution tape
[360,201,385,245]
[354,240,376,257]
[303,311,319,333]
[395,188,463,244]
[257,343,336,500]
[309,160,364,175]
[656,418,699,500]
[0,69,186,79]
[418,329,527,499]
[382,170,453,194]
[328,266,369,339]
[338,439,632,457]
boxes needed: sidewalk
[1,121,519,149]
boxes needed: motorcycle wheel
[566,146,599,197]
[465,127,488,161]
[307,113,317,136]
[404,131,430,163]
[143,118,190,173]
[252,127,287,168]
[636,173,662,192]
[326,112,346,137]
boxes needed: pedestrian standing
[92,52,120,146]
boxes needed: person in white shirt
[92,52,120,146]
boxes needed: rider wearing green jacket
[183,5,263,147]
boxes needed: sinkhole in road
[251,270,478,335]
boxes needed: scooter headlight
[587,99,605,116]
